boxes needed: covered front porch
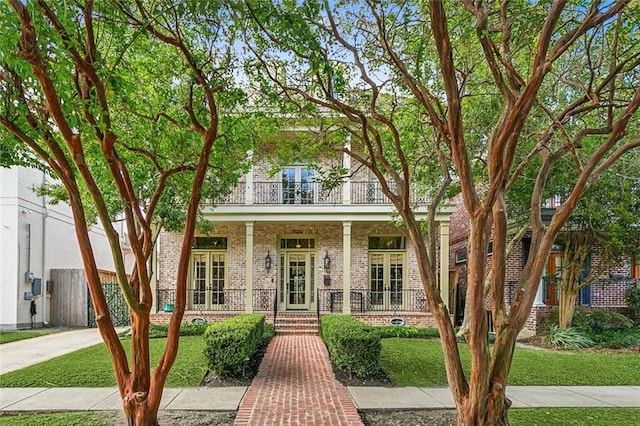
[152,287,438,329]
[156,287,427,315]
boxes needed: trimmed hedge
[321,315,381,377]
[203,314,265,378]
[375,326,440,339]
[147,322,209,338]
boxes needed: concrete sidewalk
[348,385,640,410]
[0,387,246,412]
[0,328,116,374]
[1,329,639,415]
[1,385,638,413]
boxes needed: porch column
[245,222,254,313]
[342,221,351,314]
[439,221,450,310]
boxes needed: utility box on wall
[32,278,42,296]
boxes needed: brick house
[448,194,639,334]
[151,146,456,330]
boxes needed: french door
[369,251,405,309]
[281,166,315,204]
[190,251,226,309]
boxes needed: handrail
[316,288,321,334]
[273,287,278,326]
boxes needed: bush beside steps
[320,314,381,378]
[204,314,266,378]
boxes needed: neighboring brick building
[152,150,455,328]
[448,194,638,334]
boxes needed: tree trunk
[559,287,578,328]
[123,404,160,426]
[458,391,511,426]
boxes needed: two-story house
[448,194,639,334]
[151,146,456,330]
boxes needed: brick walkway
[234,335,364,425]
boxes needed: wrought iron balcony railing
[156,288,280,313]
[317,288,427,313]
[203,181,431,206]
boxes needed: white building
[0,166,127,330]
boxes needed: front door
[286,252,312,309]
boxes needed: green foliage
[573,309,634,334]
[375,326,439,339]
[0,336,206,387]
[548,325,595,349]
[147,322,208,338]
[320,315,381,377]
[625,287,640,317]
[203,314,266,378]
[589,328,640,349]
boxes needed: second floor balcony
[206,181,431,207]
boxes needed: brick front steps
[275,311,319,335]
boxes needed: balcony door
[282,166,315,204]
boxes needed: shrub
[548,324,595,349]
[375,326,440,339]
[577,309,634,333]
[321,315,381,377]
[203,314,265,378]
[625,287,640,318]
[147,322,208,338]
[590,328,640,349]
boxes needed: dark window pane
[368,236,406,250]
[192,237,227,249]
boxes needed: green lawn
[0,330,58,344]
[0,412,108,426]
[381,338,640,386]
[1,408,639,426]
[509,408,640,425]
[0,336,207,388]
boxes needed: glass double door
[369,251,405,308]
[191,251,226,309]
[283,251,315,309]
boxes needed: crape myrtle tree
[511,152,640,328]
[237,0,640,424]
[0,1,254,424]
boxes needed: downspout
[25,223,31,279]
[41,172,48,325]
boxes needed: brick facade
[448,193,636,334]
[155,221,430,317]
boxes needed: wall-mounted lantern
[323,250,331,271]
[265,251,272,270]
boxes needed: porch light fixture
[323,251,331,271]
[265,251,272,270]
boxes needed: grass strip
[0,330,57,344]
[0,336,207,388]
[381,338,640,386]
